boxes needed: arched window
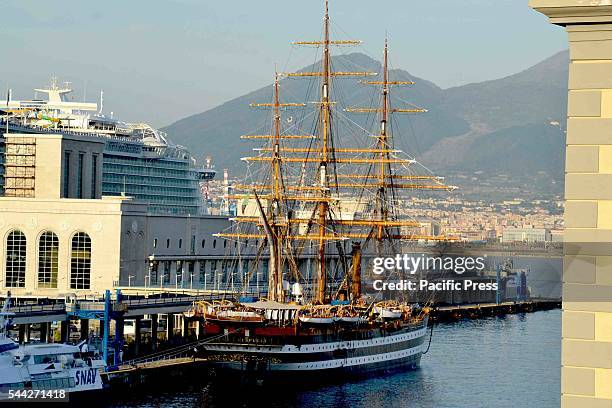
[70,232,91,290]
[178,238,183,249]
[5,230,26,288]
[201,239,205,248]
[38,231,59,288]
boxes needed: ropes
[422,318,434,355]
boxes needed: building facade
[502,227,551,243]
[0,131,232,299]
[0,195,232,298]
[530,1,612,405]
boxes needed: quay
[432,299,561,322]
[84,297,560,388]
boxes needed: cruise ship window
[5,230,26,288]
[38,231,59,289]
[70,232,91,290]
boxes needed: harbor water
[106,309,561,408]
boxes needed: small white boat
[0,295,106,396]
[373,306,402,319]
[217,310,262,319]
[299,316,335,324]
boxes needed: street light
[176,261,183,290]
[190,273,194,290]
[128,275,135,287]
[147,257,155,289]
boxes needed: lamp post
[128,275,134,287]
[147,256,155,288]
[176,261,183,290]
[190,273,194,290]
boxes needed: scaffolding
[4,137,36,197]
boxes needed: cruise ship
[0,78,215,215]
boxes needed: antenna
[99,90,104,114]
[4,87,10,135]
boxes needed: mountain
[421,50,568,174]
[162,53,469,173]
[457,123,565,175]
[440,50,568,131]
[162,51,568,183]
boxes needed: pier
[93,298,560,388]
[432,299,561,322]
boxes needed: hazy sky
[0,0,566,128]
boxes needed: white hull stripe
[207,327,428,354]
[214,342,425,372]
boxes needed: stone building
[531,1,612,405]
[0,132,232,299]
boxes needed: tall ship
[189,1,457,379]
[0,79,215,215]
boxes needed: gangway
[104,331,236,376]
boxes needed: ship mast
[345,38,456,251]
[250,74,307,302]
[282,0,375,303]
[316,0,332,304]
[217,1,458,305]
[267,73,286,302]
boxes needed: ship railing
[115,330,235,369]
[7,303,66,315]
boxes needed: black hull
[209,352,422,382]
[203,322,428,383]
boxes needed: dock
[431,299,561,322]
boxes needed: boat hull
[203,322,428,378]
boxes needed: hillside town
[205,171,564,244]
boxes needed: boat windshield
[33,353,75,364]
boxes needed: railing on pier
[8,303,66,315]
[113,331,233,370]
